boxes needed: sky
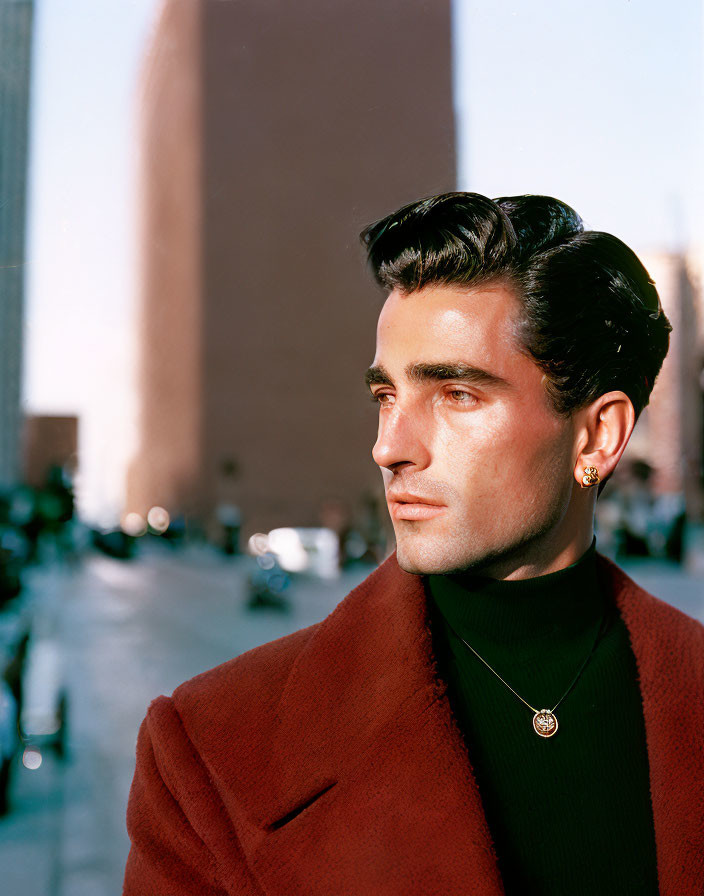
[23,0,703,522]
[24,0,158,521]
[454,0,703,249]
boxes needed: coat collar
[600,555,704,895]
[244,553,704,896]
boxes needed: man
[123,193,704,895]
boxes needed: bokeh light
[256,553,276,570]
[147,505,170,533]
[22,747,42,770]
[121,512,148,537]
[247,533,270,556]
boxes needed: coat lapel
[600,557,704,896]
[246,554,505,895]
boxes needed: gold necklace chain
[445,605,610,738]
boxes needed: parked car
[244,527,341,611]
[20,634,69,759]
[0,584,69,814]
[0,594,31,815]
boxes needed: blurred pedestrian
[215,457,242,555]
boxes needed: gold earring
[580,465,600,488]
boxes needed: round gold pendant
[533,710,558,738]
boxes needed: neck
[470,518,595,582]
[428,540,603,648]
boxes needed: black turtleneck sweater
[427,544,659,894]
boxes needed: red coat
[123,555,704,895]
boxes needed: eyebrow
[364,362,510,390]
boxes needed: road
[0,543,702,895]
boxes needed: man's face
[368,282,579,576]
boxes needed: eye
[446,389,478,405]
[370,391,395,406]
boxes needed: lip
[388,494,446,521]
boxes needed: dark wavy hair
[360,192,671,418]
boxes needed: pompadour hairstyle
[360,192,671,418]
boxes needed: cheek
[436,406,571,489]
[496,421,575,509]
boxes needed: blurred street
[0,543,702,896]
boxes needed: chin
[395,539,472,576]
[393,523,526,576]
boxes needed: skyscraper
[0,0,34,486]
[128,0,456,536]
[634,252,703,517]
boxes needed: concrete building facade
[0,0,34,487]
[22,414,79,488]
[127,0,456,536]
[626,252,703,517]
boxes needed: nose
[372,401,431,472]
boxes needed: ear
[572,391,636,489]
